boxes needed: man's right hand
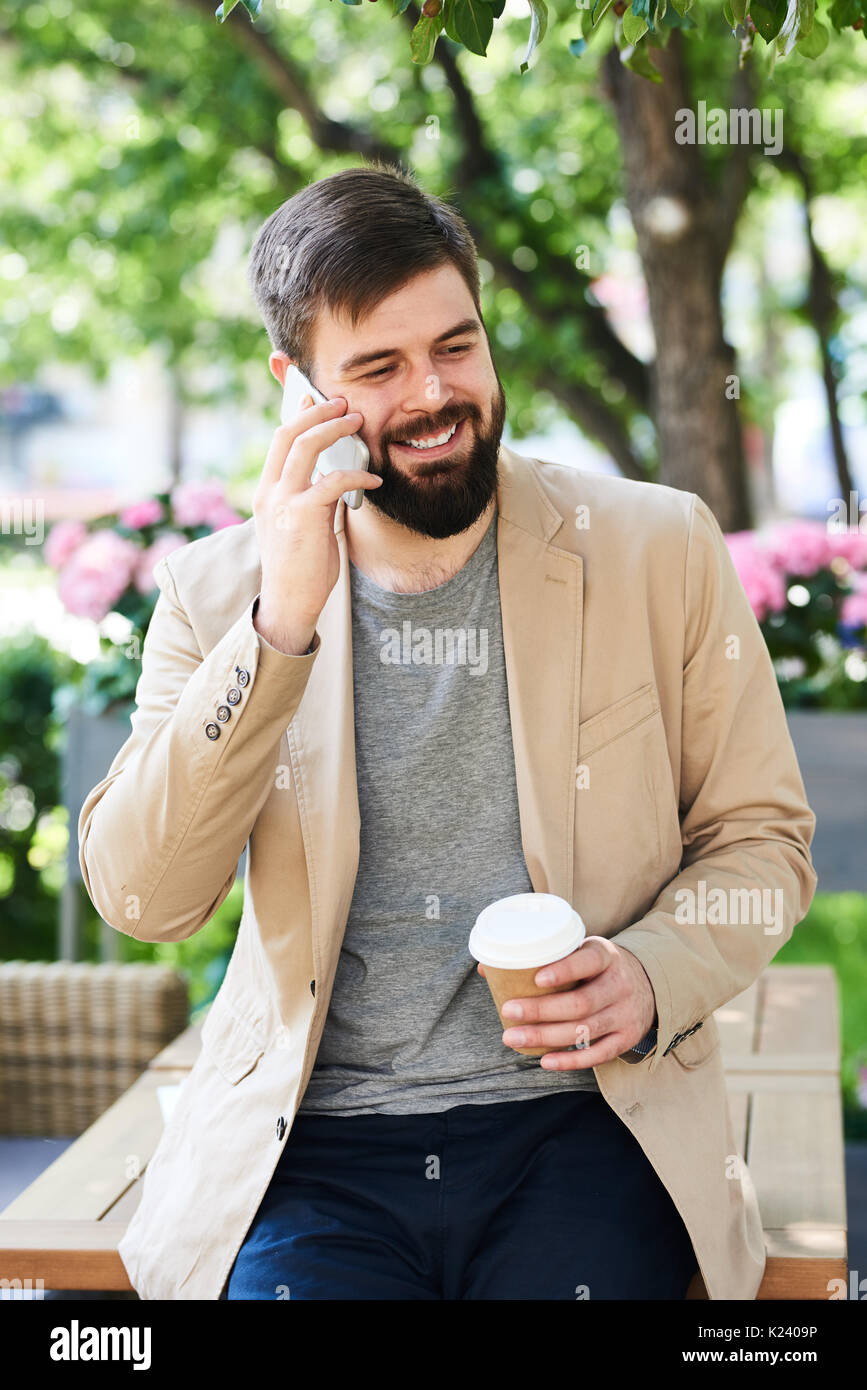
[252,392,382,655]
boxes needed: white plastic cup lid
[468,893,586,970]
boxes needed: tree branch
[777,147,854,499]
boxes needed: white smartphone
[280,363,368,510]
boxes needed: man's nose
[399,361,455,416]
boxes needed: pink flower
[841,593,867,630]
[119,498,165,530]
[764,521,833,578]
[170,480,230,529]
[57,531,142,622]
[44,520,88,570]
[724,532,787,621]
[826,528,867,572]
[206,504,244,531]
[841,573,867,631]
[134,532,187,594]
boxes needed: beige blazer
[78,443,817,1300]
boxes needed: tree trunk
[601,35,752,532]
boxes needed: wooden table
[0,965,848,1297]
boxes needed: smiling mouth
[391,417,466,459]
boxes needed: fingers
[538,1033,630,1070]
[532,936,613,989]
[502,1004,623,1055]
[304,468,383,507]
[500,978,617,1024]
[261,396,363,493]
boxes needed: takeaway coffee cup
[468,893,587,1056]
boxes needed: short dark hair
[247,160,483,380]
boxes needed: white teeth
[403,422,458,449]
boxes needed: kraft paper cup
[468,893,587,1057]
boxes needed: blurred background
[0,0,865,1296]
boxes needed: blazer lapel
[495,446,583,901]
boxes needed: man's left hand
[478,937,657,1070]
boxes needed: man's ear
[269,351,294,386]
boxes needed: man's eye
[365,345,471,380]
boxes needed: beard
[359,376,507,541]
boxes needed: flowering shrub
[44,482,246,716]
[725,519,867,710]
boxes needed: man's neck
[344,495,497,595]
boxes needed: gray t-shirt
[297,502,600,1114]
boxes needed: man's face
[272,264,507,541]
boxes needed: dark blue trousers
[222,1089,698,1300]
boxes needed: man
[79,162,817,1301]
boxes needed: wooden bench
[0,964,847,1298]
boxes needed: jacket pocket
[669,1017,721,1069]
[200,995,266,1085]
[578,682,660,761]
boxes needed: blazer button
[204,722,220,740]
[235,666,250,688]
[276,1116,287,1141]
[216,705,231,723]
[226,687,241,705]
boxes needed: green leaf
[750,0,788,39]
[453,0,494,55]
[723,0,735,25]
[591,0,617,25]
[410,9,444,61]
[240,0,262,15]
[393,0,413,11]
[488,0,507,15]
[519,0,548,72]
[442,0,460,37]
[669,0,688,13]
[570,34,588,52]
[214,0,242,19]
[775,0,814,53]
[665,5,697,23]
[795,14,829,49]
[621,40,663,77]
[645,18,671,40]
[623,8,649,40]
[730,0,747,18]
[828,0,858,24]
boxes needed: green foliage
[136,0,867,71]
[118,877,244,1015]
[775,892,867,1138]
[750,562,867,711]
[0,631,79,956]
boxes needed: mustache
[382,404,480,445]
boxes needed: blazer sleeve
[609,493,818,1073]
[77,553,321,943]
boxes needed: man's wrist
[628,1026,658,1057]
[252,595,316,656]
